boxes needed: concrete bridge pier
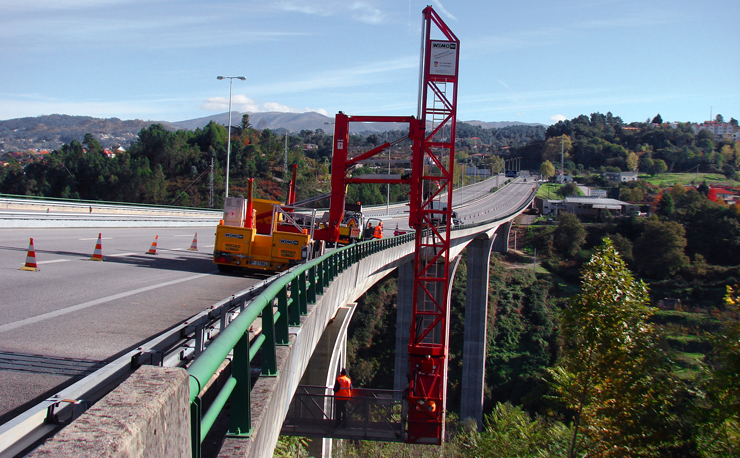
[393,261,414,394]
[460,236,496,429]
[300,303,357,458]
[393,255,462,403]
[492,220,512,253]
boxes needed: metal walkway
[281,386,404,442]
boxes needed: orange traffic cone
[89,233,103,261]
[147,235,159,255]
[188,232,198,251]
[20,238,39,271]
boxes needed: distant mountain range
[0,112,544,153]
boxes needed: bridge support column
[393,260,414,393]
[492,220,512,253]
[300,303,356,458]
[460,236,495,430]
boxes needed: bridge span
[2,178,537,458]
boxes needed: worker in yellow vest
[334,368,353,427]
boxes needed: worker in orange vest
[373,221,383,239]
[334,368,353,427]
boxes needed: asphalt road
[0,226,261,420]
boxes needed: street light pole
[386,149,390,215]
[217,75,246,198]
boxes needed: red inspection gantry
[320,6,459,444]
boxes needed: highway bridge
[0,175,536,457]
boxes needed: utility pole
[560,136,564,182]
[387,148,391,215]
[284,131,288,181]
[209,157,214,208]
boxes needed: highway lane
[0,226,262,421]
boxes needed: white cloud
[349,1,385,24]
[201,95,260,112]
[202,96,327,116]
[272,0,386,24]
[550,114,567,123]
[431,0,457,21]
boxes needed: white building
[693,122,737,140]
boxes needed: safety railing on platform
[281,386,404,442]
[185,184,537,458]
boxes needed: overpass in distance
[0,176,537,458]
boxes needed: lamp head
[237,76,246,81]
[217,76,225,80]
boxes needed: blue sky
[1,0,738,125]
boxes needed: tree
[542,135,572,163]
[540,160,555,179]
[83,133,103,155]
[553,213,586,257]
[653,158,668,175]
[656,192,675,217]
[626,152,639,171]
[651,114,663,124]
[697,180,710,196]
[640,156,654,173]
[696,285,740,455]
[558,182,579,198]
[730,117,739,128]
[548,239,683,457]
[486,154,505,174]
[240,114,251,130]
[715,114,724,124]
[633,218,689,278]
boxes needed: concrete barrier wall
[28,366,190,458]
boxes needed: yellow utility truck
[213,195,316,273]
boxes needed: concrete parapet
[28,366,190,458]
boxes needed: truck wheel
[217,264,234,273]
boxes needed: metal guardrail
[0,272,288,458]
[0,194,222,215]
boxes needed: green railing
[186,232,414,457]
[185,186,536,457]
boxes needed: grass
[639,172,740,188]
[673,351,706,380]
[536,183,584,199]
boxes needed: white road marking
[31,259,71,265]
[106,252,138,257]
[79,237,113,241]
[0,272,214,333]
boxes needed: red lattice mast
[405,6,459,444]
[320,7,459,444]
